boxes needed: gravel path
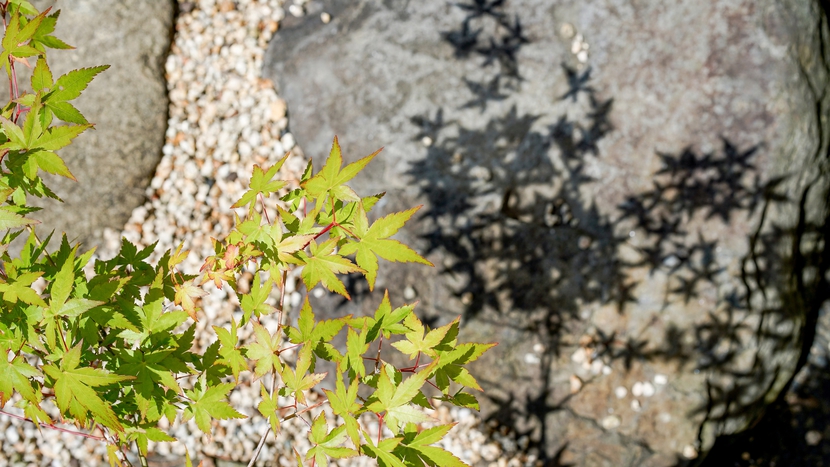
[0,1,521,466]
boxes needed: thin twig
[246,269,288,467]
[0,409,106,441]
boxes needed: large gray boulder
[1,0,174,250]
[264,0,830,465]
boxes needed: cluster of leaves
[0,3,494,467]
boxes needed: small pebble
[559,23,575,39]
[570,375,583,394]
[632,381,644,397]
[805,430,822,446]
[601,415,621,430]
[683,445,698,459]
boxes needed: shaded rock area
[0,0,175,250]
[265,0,830,465]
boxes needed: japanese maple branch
[0,409,106,441]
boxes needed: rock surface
[1,0,175,250]
[264,0,830,465]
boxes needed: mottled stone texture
[264,0,830,465]
[1,0,174,249]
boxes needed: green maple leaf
[394,423,469,467]
[44,253,103,320]
[239,272,276,324]
[344,326,369,379]
[286,296,346,345]
[392,314,456,360]
[41,65,110,124]
[279,345,326,406]
[0,206,38,230]
[349,291,413,343]
[0,343,40,406]
[42,344,134,432]
[322,368,362,448]
[0,270,46,306]
[115,348,185,402]
[293,238,363,299]
[119,271,188,345]
[365,361,438,434]
[339,204,432,290]
[7,1,38,16]
[307,414,359,467]
[243,322,282,378]
[232,154,289,209]
[258,383,281,436]
[19,396,51,428]
[213,319,248,380]
[183,376,245,433]
[0,107,90,180]
[437,391,481,411]
[301,136,382,203]
[30,9,72,52]
[0,9,47,73]
[31,56,52,92]
[362,433,406,467]
[433,340,496,394]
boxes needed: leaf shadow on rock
[400,2,828,464]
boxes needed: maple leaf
[243,322,283,378]
[362,433,406,467]
[232,153,290,209]
[183,375,245,433]
[293,238,363,299]
[258,383,281,436]
[344,326,369,379]
[0,9,47,74]
[0,343,40,406]
[174,279,207,321]
[286,296,346,345]
[307,414,359,467]
[41,344,134,432]
[279,345,326,406]
[392,314,456,360]
[301,136,382,202]
[0,106,90,180]
[323,367,362,448]
[339,204,432,290]
[349,291,413,342]
[0,206,38,230]
[166,242,190,270]
[394,423,468,467]
[0,269,46,306]
[30,9,72,52]
[213,319,248,380]
[365,361,438,434]
[36,62,110,124]
[433,339,496,394]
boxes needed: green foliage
[0,4,495,467]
